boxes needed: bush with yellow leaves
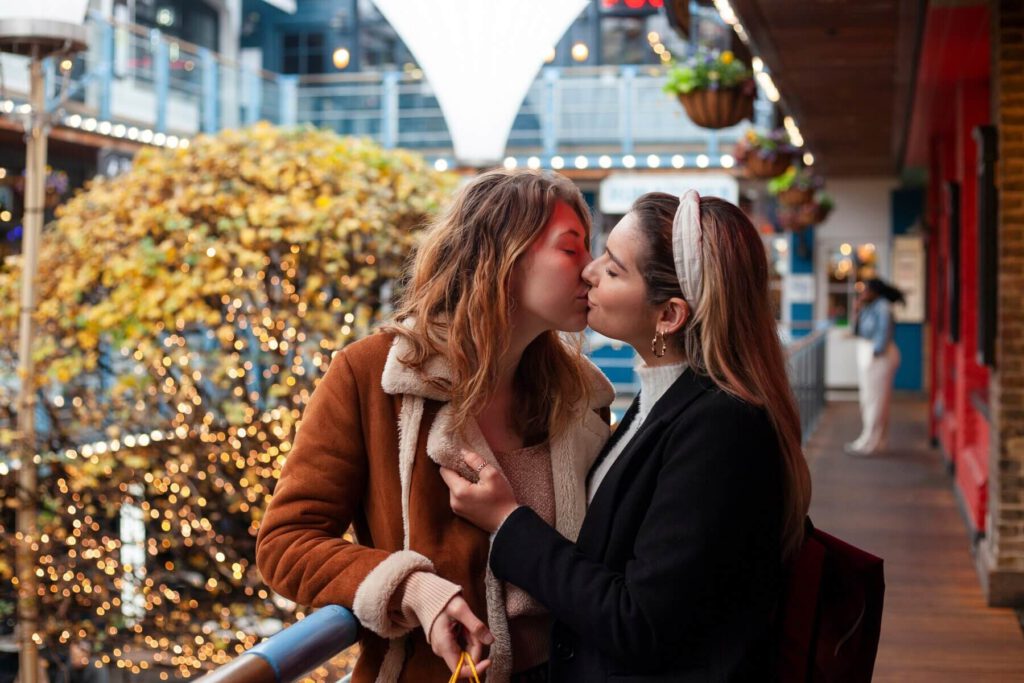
[0,122,455,679]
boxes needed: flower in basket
[663,49,755,129]
[767,166,825,206]
[734,128,801,179]
[15,166,70,196]
[663,49,753,95]
[14,166,71,209]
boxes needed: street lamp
[0,4,89,683]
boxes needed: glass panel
[305,52,323,74]
[826,242,879,327]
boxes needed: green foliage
[663,49,752,95]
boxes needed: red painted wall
[928,86,991,532]
[918,5,991,535]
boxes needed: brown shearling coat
[256,331,613,682]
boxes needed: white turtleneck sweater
[587,361,688,504]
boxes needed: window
[826,242,879,328]
[134,1,219,51]
[282,31,327,75]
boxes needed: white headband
[672,189,703,307]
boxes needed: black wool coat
[491,369,785,682]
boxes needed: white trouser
[852,338,900,453]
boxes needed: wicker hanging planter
[744,152,797,180]
[677,83,755,130]
[778,206,814,233]
[798,201,833,225]
[778,187,815,207]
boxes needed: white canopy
[370,0,587,166]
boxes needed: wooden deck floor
[805,398,1024,681]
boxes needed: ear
[657,297,690,336]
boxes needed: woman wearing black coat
[442,191,812,681]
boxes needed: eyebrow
[557,229,584,240]
[605,247,628,272]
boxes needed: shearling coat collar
[381,335,614,528]
[381,332,614,408]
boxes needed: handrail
[196,605,359,683]
[785,321,830,358]
[786,322,831,443]
[86,9,284,80]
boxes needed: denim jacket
[855,298,893,356]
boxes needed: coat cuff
[397,571,462,643]
[491,505,548,584]
[352,550,435,638]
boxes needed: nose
[582,257,597,287]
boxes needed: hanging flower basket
[802,192,835,225]
[16,167,70,210]
[778,187,815,206]
[778,193,835,232]
[664,50,755,130]
[677,83,755,130]
[768,166,825,207]
[745,152,796,179]
[734,129,801,179]
[777,206,813,233]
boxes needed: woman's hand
[429,595,493,678]
[440,450,520,533]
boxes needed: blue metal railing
[786,322,829,442]
[196,605,358,683]
[0,13,757,162]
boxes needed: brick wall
[982,0,1024,606]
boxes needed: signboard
[786,273,815,304]
[598,172,739,214]
[891,235,925,323]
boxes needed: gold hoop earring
[651,329,666,358]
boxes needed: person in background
[845,278,904,457]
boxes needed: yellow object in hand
[446,651,482,683]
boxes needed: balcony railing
[196,605,358,683]
[786,322,829,442]
[0,12,766,163]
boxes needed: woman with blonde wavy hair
[256,168,614,683]
[445,190,812,681]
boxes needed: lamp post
[0,4,89,682]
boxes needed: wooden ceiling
[724,0,926,177]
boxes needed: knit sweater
[588,361,688,504]
[393,440,556,672]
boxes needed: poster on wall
[892,235,925,323]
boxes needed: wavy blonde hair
[630,193,812,560]
[383,168,594,442]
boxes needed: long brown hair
[630,192,812,559]
[384,168,594,441]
